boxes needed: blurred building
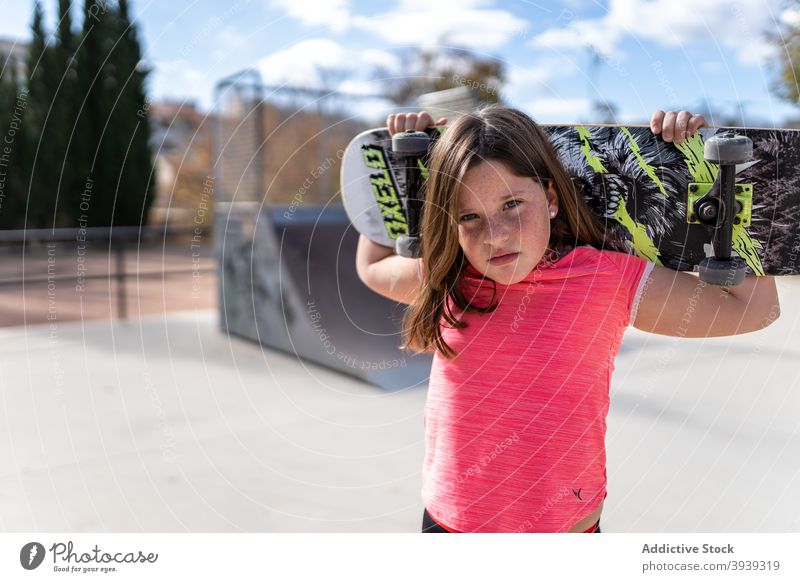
[149,100,214,227]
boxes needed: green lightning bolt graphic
[577,127,661,264]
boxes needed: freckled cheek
[457,224,478,253]
[457,224,487,264]
[516,206,549,236]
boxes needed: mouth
[488,251,520,266]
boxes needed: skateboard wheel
[395,235,422,258]
[703,134,753,165]
[392,130,431,156]
[698,256,748,286]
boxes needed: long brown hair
[400,104,622,359]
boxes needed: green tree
[73,0,119,227]
[52,0,79,226]
[25,0,59,229]
[7,0,155,230]
[769,1,800,104]
[72,0,154,228]
[0,57,29,228]
[112,0,155,227]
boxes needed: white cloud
[501,63,562,105]
[533,19,623,57]
[351,6,526,49]
[532,0,782,66]
[255,41,401,99]
[359,49,401,73]
[151,59,212,107]
[781,7,800,27]
[341,97,396,124]
[507,65,553,89]
[399,0,495,9]
[154,59,208,85]
[524,97,592,123]
[738,38,776,66]
[336,79,384,96]
[256,39,348,88]
[269,0,526,48]
[269,0,350,33]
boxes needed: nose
[484,213,514,246]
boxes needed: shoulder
[559,245,618,272]
[587,246,649,272]
[563,246,653,290]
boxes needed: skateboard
[340,124,800,282]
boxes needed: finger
[688,114,708,135]
[650,109,665,134]
[435,117,448,126]
[661,110,678,142]
[674,110,692,144]
[404,112,419,132]
[386,114,396,135]
[415,111,434,131]
[388,113,406,135]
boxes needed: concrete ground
[1,280,799,532]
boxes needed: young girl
[355,106,781,533]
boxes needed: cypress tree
[74,0,116,227]
[25,0,58,229]
[16,0,155,229]
[0,57,28,228]
[111,0,155,227]
[0,65,11,227]
[53,0,79,226]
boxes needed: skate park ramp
[216,202,432,390]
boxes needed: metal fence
[0,225,215,321]
[212,68,391,206]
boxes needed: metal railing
[0,225,216,321]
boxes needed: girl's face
[456,159,558,285]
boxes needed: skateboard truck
[693,133,753,286]
[392,129,431,258]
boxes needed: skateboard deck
[341,125,800,276]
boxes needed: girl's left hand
[650,110,707,145]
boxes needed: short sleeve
[603,250,655,326]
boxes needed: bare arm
[355,235,422,305]
[633,266,780,337]
[353,111,446,304]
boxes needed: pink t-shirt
[421,246,653,532]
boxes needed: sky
[1,0,798,126]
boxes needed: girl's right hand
[386,111,447,136]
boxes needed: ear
[545,179,559,210]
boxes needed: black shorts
[421,508,601,533]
